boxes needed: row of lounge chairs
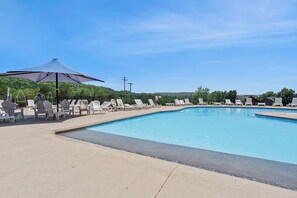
[174,99,193,106]
[196,97,297,107]
[0,98,161,122]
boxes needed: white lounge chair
[245,98,253,106]
[79,100,90,115]
[184,98,193,105]
[148,99,161,108]
[101,101,112,111]
[89,100,103,114]
[289,98,297,107]
[225,99,233,105]
[198,98,207,105]
[235,99,243,105]
[60,99,74,117]
[175,99,181,106]
[213,102,222,105]
[116,99,132,110]
[273,98,283,107]
[179,100,186,106]
[135,99,150,109]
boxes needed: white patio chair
[289,98,297,107]
[117,99,133,110]
[79,100,90,115]
[148,99,161,108]
[101,101,112,111]
[235,99,243,105]
[34,100,47,119]
[198,98,207,105]
[175,99,181,106]
[60,99,74,117]
[225,99,233,105]
[135,99,151,109]
[90,100,103,114]
[273,98,283,107]
[43,101,63,120]
[1,100,23,120]
[245,98,253,106]
[184,98,193,105]
[110,99,118,111]
[179,100,185,106]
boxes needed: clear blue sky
[1,0,297,94]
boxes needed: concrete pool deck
[1,105,297,197]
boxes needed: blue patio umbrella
[0,58,104,111]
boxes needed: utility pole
[128,82,133,92]
[122,77,128,91]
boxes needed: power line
[122,77,128,91]
[128,82,133,92]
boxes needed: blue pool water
[87,107,297,164]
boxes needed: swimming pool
[87,107,297,165]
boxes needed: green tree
[227,90,237,103]
[193,86,210,104]
[258,91,276,102]
[277,88,295,105]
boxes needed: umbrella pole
[56,73,59,112]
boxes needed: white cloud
[74,0,297,55]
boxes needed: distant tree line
[193,86,296,105]
[1,78,296,106]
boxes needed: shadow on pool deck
[60,129,297,191]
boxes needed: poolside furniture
[288,98,297,107]
[0,113,15,122]
[122,99,135,109]
[174,99,181,106]
[213,102,222,105]
[1,100,24,120]
[60,99,74,117]
[135,99,151,109]
[235,99,243,105]
[43,101,63,120]
[116,99,128,110]
[148,99,161,108]
[110,99,118,111]
[179,100,186,106]
[258,102,266,106]
[225,99,233,105]
[245,98,253,106]
[89,100,104,114]
[165,103,174,106]
[79,100,90,115]
[101,101,112,111]
[184,98,193,105]
[0,100,3,109]
[34,101,47,119]
[198,98,207,105]
[27,99,35,108]
[69,99,76,107]
[273,98,283,107]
